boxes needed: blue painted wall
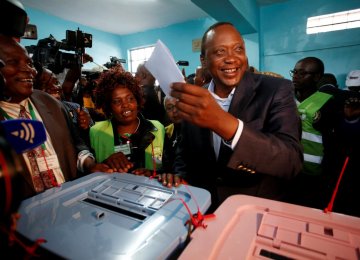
[21,7,123,70]
[22,1,360,88]
[260,0,360,88]
[119,18,216,76]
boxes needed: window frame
[307,8,360,34]
[128,45,155,74]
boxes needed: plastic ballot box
[16,172,211,259]
[179,195,360,260]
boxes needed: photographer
[61,53,94,102]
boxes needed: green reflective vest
[298,91,332,175]
[90,119,165,170]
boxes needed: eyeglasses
[289,69,316,78]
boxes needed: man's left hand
[158,173,181,188]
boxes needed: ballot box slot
[86,177,175,218]
[259,249,294,260]
[83,197,147,220]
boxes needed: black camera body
[26,28,92,74]
[104,56,126,69]
[63,29,92,51]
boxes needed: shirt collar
[0,98,30,111]
[208,80,235,110]
[208,80,235,98]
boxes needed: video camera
[26,28,92,74]
[103,56,126,69]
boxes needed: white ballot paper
[144,40,185,97]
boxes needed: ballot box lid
[16,172,211,260]
[179,195,360,260]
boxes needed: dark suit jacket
[21,90,88,197]
[174,72,303,209]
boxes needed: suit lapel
[229,72,258,120]
[30,91,56,141]
[218,72,259,165]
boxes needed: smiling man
[168,22,303,211]
[0,35,110,197]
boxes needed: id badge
[36,155,61,172]
[114,143,131,155]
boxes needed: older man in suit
[0,35,111,198]
[163,22,303,211]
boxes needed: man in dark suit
[0,35,111,198]
[164,22,303,211]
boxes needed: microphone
[0,119,46,154]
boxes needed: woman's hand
[89,163,114,173]
[103,152,134,172]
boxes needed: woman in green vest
[90,66,165,176]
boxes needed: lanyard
[0,106,12,120]
[28,102,37,120]
[119,133,132,144]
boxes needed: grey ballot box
[16,172,211,259]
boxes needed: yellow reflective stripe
[304,153,322,164]
[302,132,322,143]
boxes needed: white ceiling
[22,0,287,36]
